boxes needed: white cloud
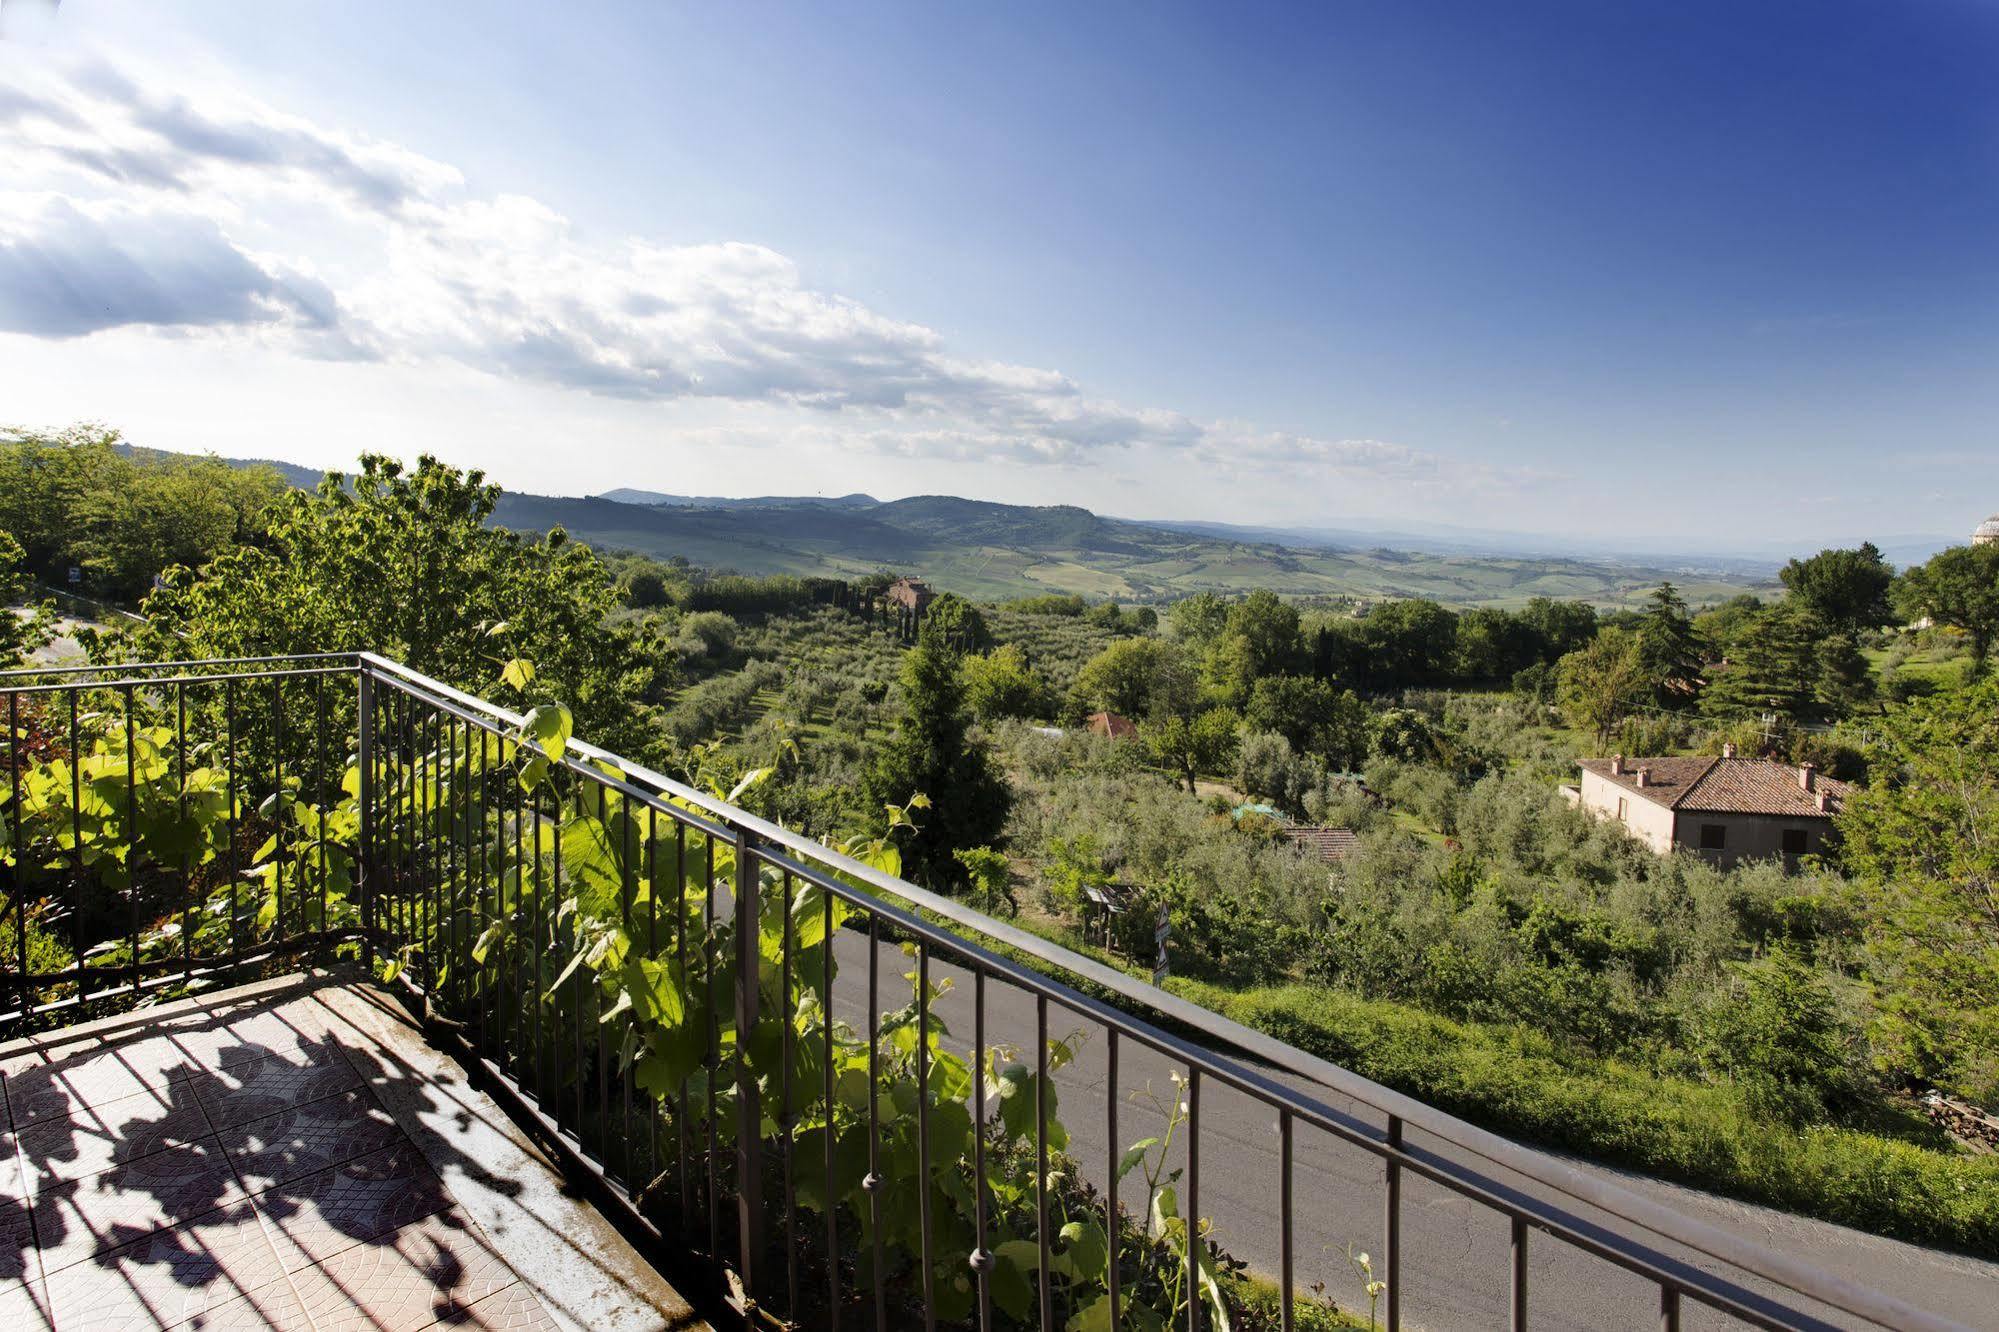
[0,54,1457,485]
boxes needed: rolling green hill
[493,490,1777,608]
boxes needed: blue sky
[1,0,1994,550]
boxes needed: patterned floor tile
[425,1281,559,1331]
[286,1210,515,1332]
[3,1038,198,1125]
[192,1052,365,1133]
[255,1142,453,1273]
[177,1274,314,1332]
[33,1140,247,1274]
[42,1202,287,1331]
[0,1276,55,1331]
[173,1004,349,1076]
[13,1087,212,1186]
[220,1087,407,1192]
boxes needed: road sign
[66,566,81,586]
[1152,906,1170,984]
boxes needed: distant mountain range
[132,448,1833,607]
[475,488,1780,608]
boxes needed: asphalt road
[826,930,1996,1332]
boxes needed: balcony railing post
[357,662,376,970]
[733,822,765,1317]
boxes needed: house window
[1699,823,1727,850]
[1781,828,1809,855]
[1616,797,1628,820]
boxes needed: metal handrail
[355,652,1967,1332]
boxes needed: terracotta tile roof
[1085,711,1138,739]
[1281,826,1361,863]
[1577,756,1850,818]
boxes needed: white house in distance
[1567,746,1852,868]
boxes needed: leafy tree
[1453,607,1541,682]
[0,531,55,666]
[99,454,664,753]
[865,624,1011,889]
[1073,637,1194,720]
[1780,543,1896,634]
[1635,582,1704,706]
[1243,675,1371,770]
[1204,589,1304,704]
[1556,626,1651,747]
[0,425,287,602]
[1167,591,1228,647]
[1235,731,1320,817]
[924,591,989,652]
[961,643,1050,722]
[1146,706,1240,794]
[1519,596,1599,661]
[1812,630,1875,719]
[1897,543,1999,676]
[1838,678,1999,1102]
[1360,598,1459,687]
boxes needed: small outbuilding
[1084,710,1138,740]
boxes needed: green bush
[1172,979,1999,1255]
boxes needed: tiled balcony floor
[0,974,702,1332]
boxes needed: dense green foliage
[0,426,287,604]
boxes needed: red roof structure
[1084,710,1138,740]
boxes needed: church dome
[1976,514,1999,546]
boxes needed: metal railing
[0,652,1970,1332]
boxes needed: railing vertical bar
[1187,1066,1202,1332]
[594,782,610,1168]
[732,824,765,1317]
[479,727,494,1063]
[426,705,441,1020]
[619,785,636,1188]
[446,715,460,1016]
[175,681,189,982]
[122,684,138,996]
[68,691,83,991]
[972,967,991,1332]
[7,692,25,1023]
[822,883,840,1331]
[1386,1113,1403,1332]
[226,680,239,972]
[704,832,720,1260]
[357,666,374,973]
[866,914,885,1332]
[1280,1108,1294,1332]
[645,803,660,1182]
[315,674,328,941]
[567,773,584,1145]
[271,675,285,946]
[531,776,547,1105]
[780,866,798,1320]
[1511,1217,1529,1332]
[1106,1027,1120,1328]
[674,819,689,1222]
[1036,994,1051,1332]
[915,940,935,1332]
[1660,1285,1680,1332]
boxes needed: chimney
[1634,767,1650,788]
[1610,754,1624,775]
[1722,742,1736,759]
[1799,762,1816,793]
[1816,791,1832,813]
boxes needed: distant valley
[494,487,1781,608]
